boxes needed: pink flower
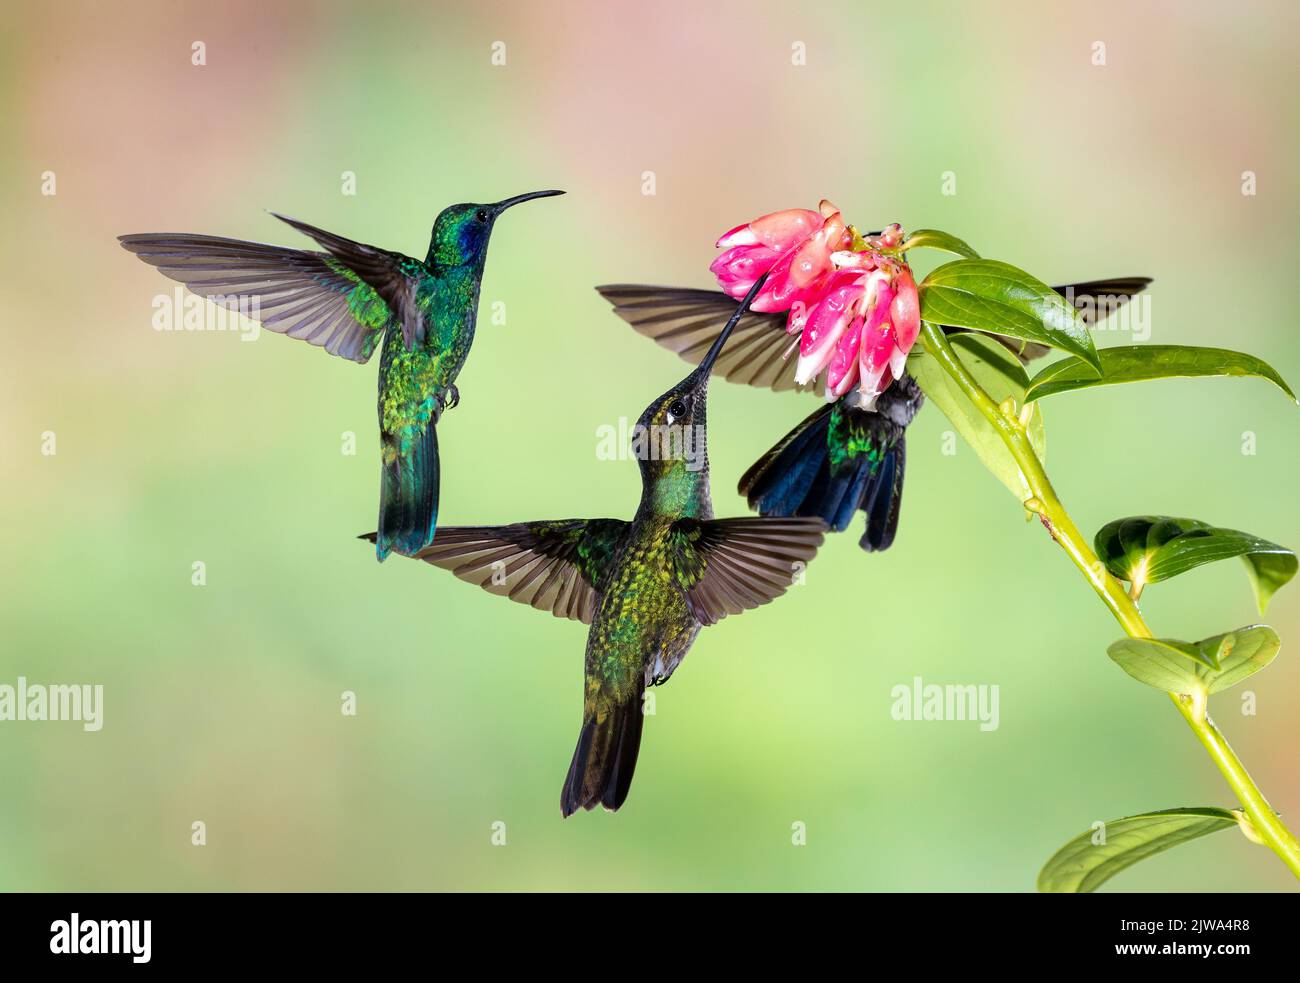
[832,258,920,405]
[793,269,865,386]
[824,314,863,398]
[710,205,921,405]
[888,264,920,353]
[709,201,851,312]
[754,206,851,314]
[709,207,822,300]
[856,276,901,400]
[716,208,822,252]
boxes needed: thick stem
[919,321,1300,880]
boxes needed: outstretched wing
[669,516,825,626]
[596,278,1154,386]
[363,519,630,624]
[119,214,430,362]
[595,285,807,393]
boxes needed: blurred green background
[3,0,1298,891]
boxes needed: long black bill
[494,189,565,212]
[692,272,769,381]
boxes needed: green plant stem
[920,321,1300,880]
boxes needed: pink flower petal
[888,343,908,381]
[827,356,859,401]
[794,276,862,385]
[857,364,894,408]
[750,247,801,311]
[856,273,899,400]
[747,208,822,251]
[889,267,921,352]
[862,317,896,371]
[757,212,851,312]
[794,335,840,386]
[715,222,758,249]
[798,277,860,356]
[858,311,899,402]
[826,314,865,397]
[709,243,782,299]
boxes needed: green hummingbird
[119,190,564,560]
[596,274,1151,552]
[364,276,825,816]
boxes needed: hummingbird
[119,190,565,560]
[363,275,826,816]
[597,275,1152,552]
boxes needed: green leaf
[1037,808,1238,893]
[1095,516,1297,613]
[1107,637,1213,692]
[1024,345,1297,402]
[900,229,980,259]
[919,259,1101,372]
[908,333,1046,499]
[1108,626,1282,695]
[1193,625,1281,694]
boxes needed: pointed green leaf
[1193,625,1281,695]
[1107,637,1213,692]
[907,333,1046,499]
[1038,808,1237,893]
[900,229,980,260]
[1242,553,1299,614]
[1025,345,1296,402]
[1094,516,1297,613]
[918,259,1101,371]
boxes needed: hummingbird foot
[441,385,460,412]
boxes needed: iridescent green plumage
[377,267,478,457]
[826,401,885,472]
[369,279,826,816]
[119,191,563,560]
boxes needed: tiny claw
[442,385,460,411]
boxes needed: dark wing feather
[596,285,811,394]
[670,516,825,627]
[1057,277,1154,317]
[119,231,396,363]
[365,520,629,624]
[269,213,429,349]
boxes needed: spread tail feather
[739,403,834,520]
[739,402,908,552]
[561,688,645,817]
[376,422,440,561]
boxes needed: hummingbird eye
[475,209,490,223]
[667,398,688,422]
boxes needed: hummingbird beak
[690,273,769,384]
[493,189,566,213]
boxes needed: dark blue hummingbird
[597,276,1151,551]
